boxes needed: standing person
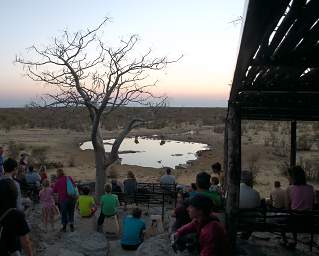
[97,183,120,232]
[0,178,33,256]
[211,162,224,188]
[53,168,77,232]
[123,171,137,194]
[19,153,28,169]
[39,179,59,231]
[270,181,286,209]
[196,172,221,209]
[25,165,41,188]
[39,165,48,184]
[0,158,23,211]
[174,194,228,256]
[121,208,146,250]
[0,146,4,176]
[160,168,176,186]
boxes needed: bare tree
[16,18,180,196]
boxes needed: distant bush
[213,125,224,134]
[31,146,49,165]
[297,134,311,151]
[7,141,26,159]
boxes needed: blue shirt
[121,216,146,245]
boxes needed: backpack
[66,176,79,198]
[0,208,16,241]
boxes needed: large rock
[61,231,109,256]
[136,234,192,256]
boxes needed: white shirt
[239,183,260,209]
[159,174,176,185]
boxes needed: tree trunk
[225,102,241,253]
[92,126,107,198]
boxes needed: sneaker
[70,224,74,232]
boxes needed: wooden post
[290,121,297,167]
[224,119,228,192]
[225,102,241,253]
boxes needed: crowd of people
[0,144,317,256]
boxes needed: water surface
[80,137,209,168]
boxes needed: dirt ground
[1,125,318,197]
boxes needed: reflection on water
[80,137,209,168]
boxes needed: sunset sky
[0,0,245,107]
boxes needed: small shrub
[31,146,49,164]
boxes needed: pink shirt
[290,184,314,210]
[39,187,55,208]
[53,176,75,202]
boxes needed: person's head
[127,171,135,179]
[82,186,90,195]
[104,183,112,193]
[211,162,222,174]
[166,168,172,175]
[187,194,213,220]
[274,181,281,188]
[3,158,18,174]
[196,172,211,191]
[0,178,18,214]
[42,179,50,188]
[241,170,253,187]
[132,208,142,218]
[211,176,219,186]
[191,183,197,191]
[57,168,64,177]
[291,166,306,185]
[39,165,46,173]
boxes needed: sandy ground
[1,126,318,197]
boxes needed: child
[209,176,221,194]
[97,183,120,231]
[77,186,97,217]
[121,208,146,250]
[39,179,59,231]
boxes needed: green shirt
[78,195,95,217]
[200,191,222,208]
[100,193,119,216]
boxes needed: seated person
[171,194,191,232]
[97,183,120,230]
[196,172,221,209]
[174,194,228,256]
[123,171,137,194]
[270,181,286,209]
[284,166,315,248]
[111,179,122,193]
[209,177,221,194]
[160,168,176,187]
[76,186,97,217]
[239,170,261,240]
[239,170,260,209]
[188,183,198,198]
[121,208,146,250]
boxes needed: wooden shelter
[225,0,319,249]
